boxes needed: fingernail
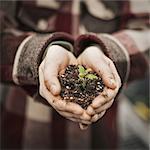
[87,106,95,115]
[110,78,116,87]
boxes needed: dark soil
[58,65,105,109]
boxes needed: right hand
[77,46,121,129]
[39,45,91,125]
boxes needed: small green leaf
[79,73,85,78]
[78,65,86,74]
[85,74,98,80]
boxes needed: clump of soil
[58,65,105,109]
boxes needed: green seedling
[85,74,98,80]
[78,65,98,90]
[78,65,98,79]
[78,65,86,78]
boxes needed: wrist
[85,45,104,53]
[12,32,74,85]
[42,40,74,60]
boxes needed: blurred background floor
[0,83,149,150]
[117,94,149,150]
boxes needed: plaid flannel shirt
[0,0,149,149]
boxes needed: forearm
[0,33,29,84]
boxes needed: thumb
[102,73,116,89]
[44,65,61,96]
[93,63,116,89]
[45,76,61,96]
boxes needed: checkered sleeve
[113,30,149,82]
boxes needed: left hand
[77,46,121,129]
[39,45,91,124]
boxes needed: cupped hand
[39,45,91,124]
[39,45,121,129]
[77,46,121,129]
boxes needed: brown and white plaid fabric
[1,84,118,149]
[0,0,149,149]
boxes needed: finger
[44,77,61,96]
[107,58,121,88]
[91,87,117,109]
[57,109,87,120]
[79,123,89,130]
[95,99,114,114]
[65,102,84,115]
[68,117,91,125]
[101,87,117,100]
[57,110,91,124]
[52,99,67,111]
[80,111,91,121]
[57,110,78,118]
[86,105,95,116]
[91,95,106,109]
[53,98,84,115]
[39,65,58,105]
[91,110,106,122]
[39,63,51,100]
[44,65,61,96]
[92,62,116,89]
